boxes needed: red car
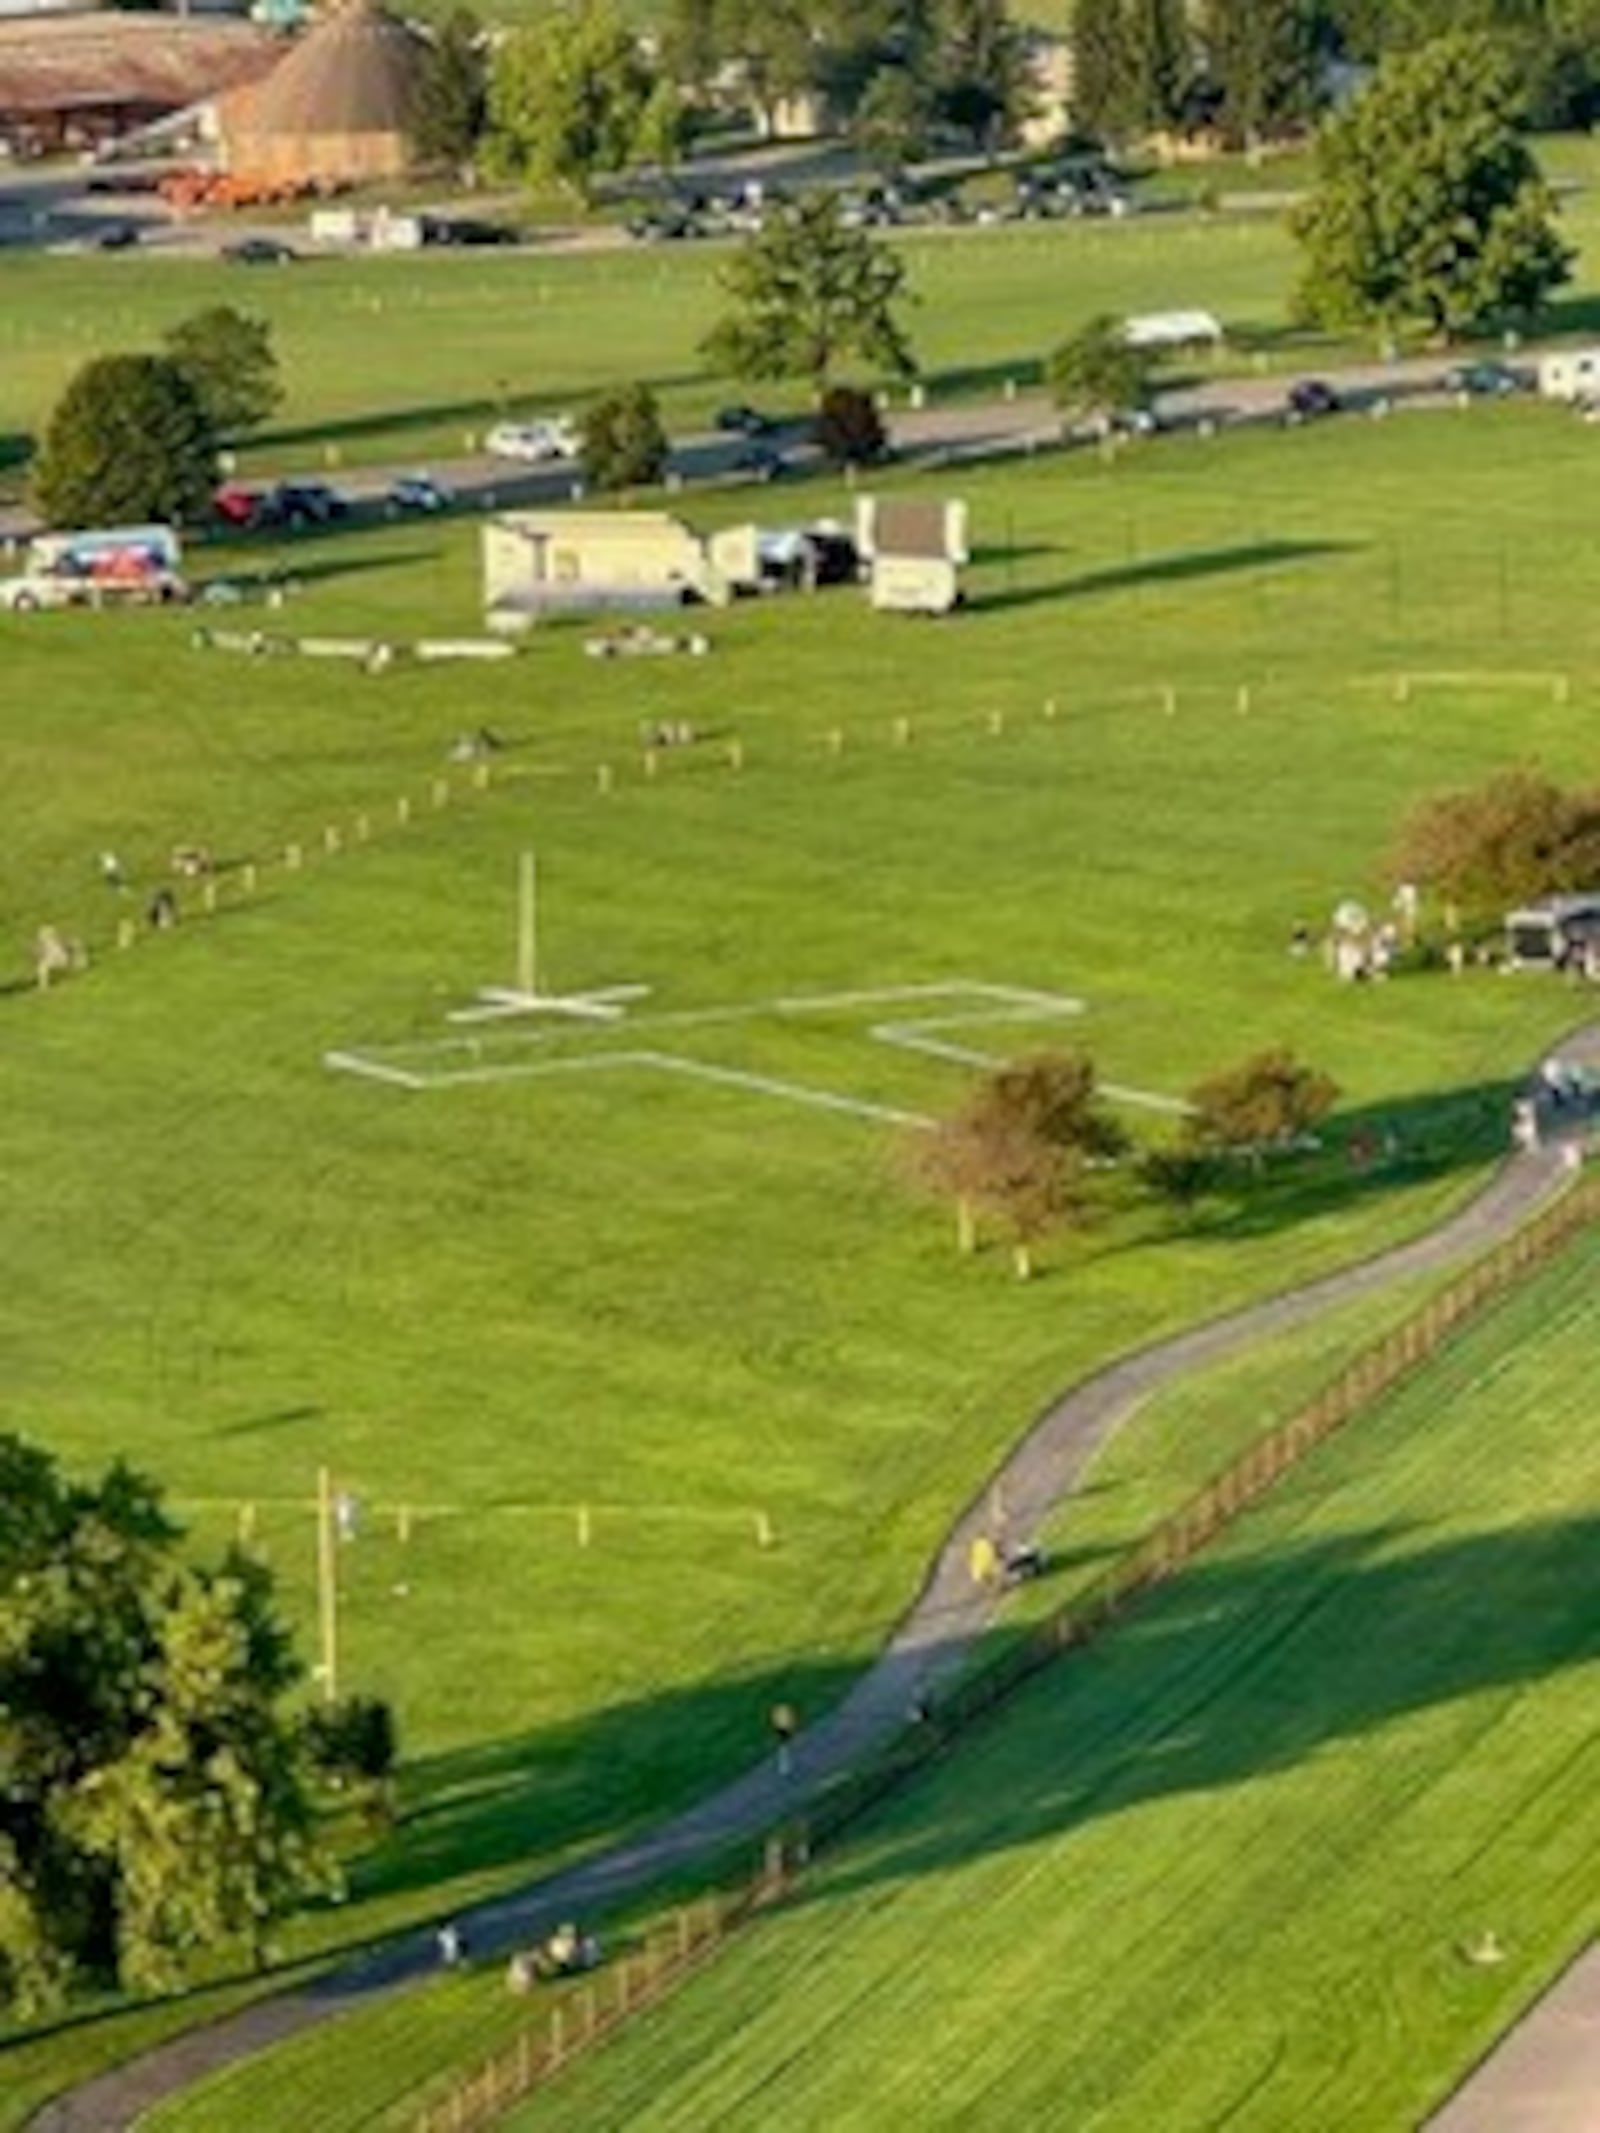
[213,482,269,530]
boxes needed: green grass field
[483,1233,1600,2131]
[4,399,1600,2119]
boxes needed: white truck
[0,524,188,612]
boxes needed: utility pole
[517,849,539,1000]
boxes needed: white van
[1536,347,1600,403]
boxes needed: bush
[302,1695,398,1787]
[579,382,669,491]
[812,384,887,466]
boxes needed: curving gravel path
[27,1030,1600,2133]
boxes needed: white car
[484,418,580,463]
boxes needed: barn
[215,0,424,188]
[0,9,279,157]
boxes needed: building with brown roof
[0,9,280,154]
[215,0,425,186]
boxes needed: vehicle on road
[715,405,776,436]
[222,237,298,265]
[92,222,141,251]
[269,481,349,529]
[1,523,187,611]
[730,443,794,482]
[384,472,453,515]
[485,418,580,463]
[1443,360,1526,397]
[213,482,268,529]
[1285,378,1342,422]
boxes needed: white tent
[1124,310,1224,350]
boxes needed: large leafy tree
[703,193,916,392]
[1184,1049,1339,1167]
[1046,314,1154,429]
[1071,0,1132,136]
[1121,0,1192,131]
[912,1052,1127,1278]
[0,1436,329,2016]
[31,355,217,528]
[488,6,682,201]
[1291,33,1573,339]
[415,8,488,173]
[1201,0,1320,143]
[164,306,282,437]
[1388,768,1600,919]
[931,0,1033,149]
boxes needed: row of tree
[1071,0,1600,144]
[913,1048,1340,1279]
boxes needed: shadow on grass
[807,1511,1600,1908]
[1177,1076,1520,1249]
[925,356,1046,401]
[967,537,1357,614]
[355,1650,872,1910]
[255,372,710,456]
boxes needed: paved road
[1429,1940,1600,2132]
[28,1032,1600,2133]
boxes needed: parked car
[213,482,269,529]
[1285,378,1342,422]
[222,237,298,265]
[484,418,580,463]
[384,472,452,515]
[1442,359,1526,398]
[92,222,141,251]
[269,480,349,528]
[715,405,775,436]
[730,442,793,482]
[425,217,520,247]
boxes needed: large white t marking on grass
[325,982,1189,1128]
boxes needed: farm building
[214,0,424,187]
[484,511,733,629]
[855,496,968,613]
[0,8,278,155]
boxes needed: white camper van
[1537,347,1600,404]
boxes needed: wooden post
[285,842,302,871]
[893,715,911,745]
[397,795,411,825]
[987,708,1004,736]
[597,763,614,793]
[1236,683,1252,715]
[432,779,450,809]
[202,879,218,913]
[117,918,136,950]
[316,1466,338,1704]
[323,824,341,855]
[1043,696,1057,719]
[242,861,257,894]
[754,1509,773,1548]
[643,748,660,780]
[355,813,370,843]
[1161,684,1176,716]
[576,1503,591,1547]
[473,760,491,791]
[827,727,844,756]
[727,738,745,772]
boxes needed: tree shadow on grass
[1175,1075,1521,1249]
[804,1511,1600,1909]
[966,537,1359,615]
[255,372,711,456]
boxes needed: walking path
[27,1032,1600,2132]
[1429,1940,1600,2131]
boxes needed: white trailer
[1537,347,1600,403]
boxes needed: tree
[579,382,670,489]
[1046,314,1154,429]
[931,0,1034,149]
[812,382,887,464]
[1184,1048,1339,1168]
[32,355,217,529]
[1291,34,1573,339]
[1388,768,1600,919]
[1072,0,1132,137]
[851,64,935,175]
[911,1051,1127,1278]
[487,7,681,201]
[415,8,488,173]
[703,194,916,394]
[0,1435,329,2016]
[1201,0,1320,144]
[164,306,282,437]
[1122,0,1192,132]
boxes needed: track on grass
[26,1028,1600,2133]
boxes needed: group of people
[437,1916,603,1991]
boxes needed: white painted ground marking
[325,982,1187,1124]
